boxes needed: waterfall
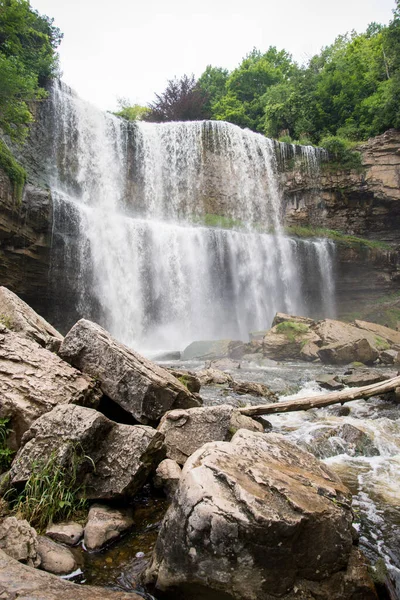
[48,81,336,352]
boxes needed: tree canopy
[0,0,62,142]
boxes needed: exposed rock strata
[59,319,201,425]
[0,325,102,449]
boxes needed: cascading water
[48,81,335,352]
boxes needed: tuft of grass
[8,447,90,531]
[0,418,14,473]
[285,225,391,251]
[193,213,245,230]
[0,313,13,329]
[374,336,390,351]
[0,139,26,203]
[275,321,309,342]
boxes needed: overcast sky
[31,0,395,112]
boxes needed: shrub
[0,139,26,203]
[0,418,14,473]
[276,321,309,342]
[320,135,363,171]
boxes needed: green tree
[113,98,150,121]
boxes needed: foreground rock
[153,458,182,499]
[11,404,165,500]
[263,313,400,365]
[37,536,77,575]
[0,516,40,567]
[196,367,233,385]
[46,521,83,546]
[145,430,377,600]
[0,548,142,600]
[158,405,264,465]
[166,368,201,393]
[0,286,63,350]
[0,326,102,449]
[59,319,201,424]
[84,504,133,550]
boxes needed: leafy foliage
[113,98,150,121]
[0,138,26,201]
[9,446,89,531]
[275,321,309,342]
[0,0,62,142]
[146,74,210,122]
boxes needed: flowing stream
[48,81,335,351]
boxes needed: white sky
[31,0,395,112]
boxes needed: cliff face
[283,130,400,243]
[0,167,52,314]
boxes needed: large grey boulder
[300,424,379,459]
[317,338,379,365]
[0,286,63,350]
[59,319,201,425]
[85,423,165,500]
[0,325,102,449]
[0,548,143,600]
[10,404,165,501]
[10,404,112,486]
[153,458,182,499]
[144,430,377,600]
[37,536,77,575]
[84,504,133,551]
[0,516,40,567]
[158,405,264,465]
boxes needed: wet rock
[144,429,372,600]
[196,367,233,385]
[85,423,165,500]
[316,374,344,390]
[0,326,102,450]
[380,349,400,365]
[241,354,277,367]
[249,329,269,341]
[318,338,379,365]
[0,516,40,567]
[328,406,351,417]
[59,319,200,425]
[10,404,113,486]
[167,368,201,393]
[157,405,263,465]
[263,319,320,360]
[181,339,242,361]
[208,357,240,370]
[302,424,379,459]
[153,458,182,499]
[37,536,77,575]
[228,380,278,399]
[0,548,143,600]
[46,521,83,546]
[84,504,133,551]
[340,370,395,387]
[0,286,63,349]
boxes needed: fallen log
[238,375,400,417]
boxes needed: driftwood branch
[238,375,400,417]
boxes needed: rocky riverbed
[1,286,399,599]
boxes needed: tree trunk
[239,375,400,417]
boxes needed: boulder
[85,423,165,500]
[196,368,233,385]
[37,536,77,575]
[0,325,102,449]
[271,312,315,327]
[380,349,400,365]
[0,548,143,600]
[208,357,240,370]
[145,429,376,600]
[301,424,379,459]
[46,521,83,546]
[263,321,320,360]
[181,339,242,361]
[318,338,379,365]
[340,370,395,388]
[315,374,344,390]
[167,368,201,393]
[354,319,400,347]
[59,319,200,425]
[10,404,113,486]
[228,380,278,399]
[153,458,182,499]
[11,405,165,501]
[84,504,133,551]
[0,286,63,350]
[157,405,264,465]
[0,516,40,567]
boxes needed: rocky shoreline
[1,286,400,598]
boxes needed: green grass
[193,213,245,230]
[285,225,391,251]
[0,139,26,204]
[275,321,309,342]
[9,447,89,531]
[374,336,390,351]
[0,313,13,329]
[0,418,14,473]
